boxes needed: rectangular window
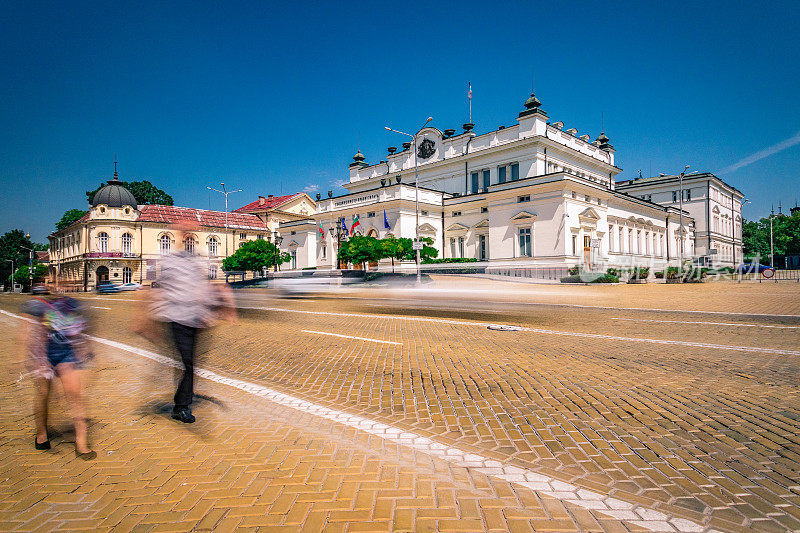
[322,246,326,259]
[421,210,429,216]
[482,169,490,191]
[619,227,624,252]
[609,226,614,252]
[637,230,642,254]
[517,195,530,203]
[481,206,488,213]
[519,228,532,257]
[450,237,456,258]
[471,172,479,194]
[498,166,507,183]
[479,234,487,260]
[685,189,691,201]
[256,234,263,240]
[452,211,461,217]
[367,211,375,218]
[672,191,677,202]
[571,234,577,255]
[240,233,247,240]
[458,237,465,258]
[511,163,520,181]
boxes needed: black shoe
[34,437,51,450]
[171,408,196,423]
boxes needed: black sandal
[34,438,51,450]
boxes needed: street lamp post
[22,236,34,292]
[273,230,283,272]
[678,165,690,271]
[207,183,242,259]
[329,219,345,269]
[385,117,433,284]
[769,206,775,267]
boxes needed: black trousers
[170,322,199,409]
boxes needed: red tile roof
[234,193,302,213]
[138,205,268,231]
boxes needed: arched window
[121,233,133,254]
[208,237,219,257]
[122,267,132,283]
[185,235,196,255]
[97,232,109,253]
[159,234,171,255]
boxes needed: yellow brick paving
[0,280,799,532]
[0,313,643,533]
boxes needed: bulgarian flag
[318,223,324,239]
[350,214,361,235]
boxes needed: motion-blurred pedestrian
[19,294,96,459]
[136,222,236,423]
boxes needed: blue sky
[2,1,799,242]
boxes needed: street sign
[412,241,423,250]
[590,239,600,248]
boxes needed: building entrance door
[96,266,109,284]
[583,236,591,268]
[479,234,487,261]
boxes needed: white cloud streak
[303,184,319,193]
[719,131,800,174]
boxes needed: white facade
[279,93,701,272]
[617,173,744,267]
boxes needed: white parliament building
[275,93,743,271]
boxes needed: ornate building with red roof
[47,173,299,290]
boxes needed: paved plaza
[1,278,799,532]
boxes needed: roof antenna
[113,154,118,179]
[601,112,604,134]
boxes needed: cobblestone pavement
[0,279,798,532]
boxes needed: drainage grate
[487,324,525,331]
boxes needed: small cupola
[91,162,137,208]
[595,132,614,152]
[519,92,547,118]
[349,150,368,168]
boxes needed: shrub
[422,257,478,264]
[568,265,580,275]
[654,271,664,279]
[666,266,681,279]
[560,274,619,284]
[606,267,619,277]
[630,267,650,280]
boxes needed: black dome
[92,179,137,208]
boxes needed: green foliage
[560,274,618,284]
[0,230,38,286]
[629,267,650,279]
[743,210,800,262]
[606,267,619,277]
[56,209,89,230]
[338,236,437,268]
[568,265,580,275]
[422,257,478,264]
[86,180,174,206]
[222,240,288,273]
[654,270,665,279]
[14,264,48,285]
[665,266,681,279]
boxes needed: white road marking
[332,294,800,318]
[92,306,112,310]
[611,317,800,329]
[0,307,708,532]
[302,330,402,345]
[242,306,800,356]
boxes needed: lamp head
[425,117,433,123]
[384,126,391,131]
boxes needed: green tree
[222,240,289,273]
[85,180,174,206]
[0,230,36,287]
[56,209,89,230]
[743,210,800,263]
[14,264,48,285]
[380,237,406,272]
[337,235,383,268]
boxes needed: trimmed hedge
[422,257,479,264]
[560,274,619,284]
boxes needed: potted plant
[665,266,682,283]
[628,266,649,284]
[654,270,664,279]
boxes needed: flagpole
[468,81,472,124]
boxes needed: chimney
[258,196,266,206]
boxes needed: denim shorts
[46,341,79,368]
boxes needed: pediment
[288,240,300,248]
[418,222,437,233]
[578,207,601,220]
[712,205,721,214]
[473,219,489,229]
[510,211,537,225]
[446,222,469,232]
